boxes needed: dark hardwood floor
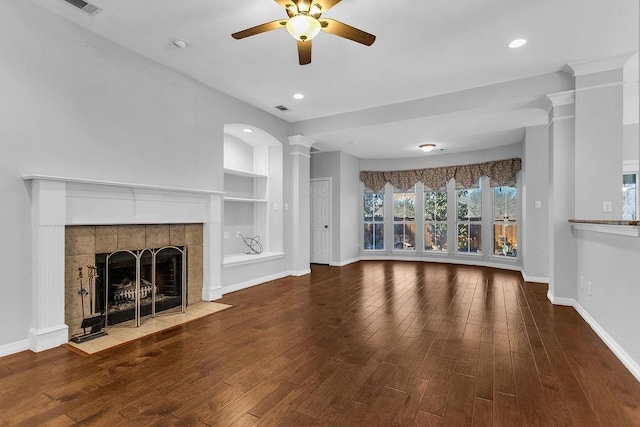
[1,261,639,426]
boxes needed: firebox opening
[95,246,187,327]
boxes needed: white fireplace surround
[23,175,224,352]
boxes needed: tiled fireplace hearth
[23,175,224,352]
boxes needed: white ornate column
[546,90,577,304]
[29,179,69,351]
[203,193,223,300]
[288,135,314,276]
[567,55,628,218]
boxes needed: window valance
[360,157,522,192]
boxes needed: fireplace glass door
[96,246,186,327]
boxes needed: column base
[28,324,69,352]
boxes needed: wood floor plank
[0,262,639,426]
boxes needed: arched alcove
[222,124,284,266]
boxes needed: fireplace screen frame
[100,246,187,328]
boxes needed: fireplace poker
[77,266,88,334]
[87,265,97,315]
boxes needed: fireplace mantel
[23,175,224,352]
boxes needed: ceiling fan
[231,0,376,65]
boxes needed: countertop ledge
[569,219,639,226]
[569,219,639,237]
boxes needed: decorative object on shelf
[70,265,107,344]
[231,0,375,65]
[239,233,264,255]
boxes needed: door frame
[310,177,332,265]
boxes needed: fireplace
[65,224,204,338]
[96,246,186,327]
[24,176,224,352]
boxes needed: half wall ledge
[569,219,640,237]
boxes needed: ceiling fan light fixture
[286,14,321,42]
[419,143,436,152]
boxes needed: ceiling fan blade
[232,20,286,40]
[297,40,312,65]
[315,0,341,12]
[320,18,376,46]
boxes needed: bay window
[493,186,517,257]
[424,188,447,252]
[393,187,416,250]
[457,183,482,253]
[363,192,384,250]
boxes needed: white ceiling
[33,0,639,159]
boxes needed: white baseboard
[360,254,522,272]
[521,273,549,283]
[546,291,576,306]
[290,268,311,277]
[0,339,29,358]
[573,302,640,383]
[330,257,361,267]
[222,271,291,295]
[547,291,640,382]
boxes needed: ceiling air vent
[274,105,290,112]
[62,0,102,16]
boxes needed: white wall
[522,125,550,281]
[0,1,291,351]
[574,230,640,379]
[339,152,362,264]
[623,124,639,163]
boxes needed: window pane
[457,187,481,221]
[364,223,385,250]
[494,186,517,220]
[394,191,415,221]
[394,223,415,250]
[493,223,517,257]
[364,193,384,222]
[425,190,447,222]
[425,223,447,251]
[623,174,637,221]
[457,223,482,253]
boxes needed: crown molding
[547,90,575,107]
[565,54,633,77]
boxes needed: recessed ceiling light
[242,128,253,133]
[293,93,304,100]
[419,143,436,152]
[173,39,189,49]
[508,38,527,49]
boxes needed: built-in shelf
[223,196,268,203]
[223,168,268,178]
[223,252,285,267]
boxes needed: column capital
[288,135,315,149]
[564,54,632,77]
[547,90,575,107]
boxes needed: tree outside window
[493,186,517,257]
[457,183,482,253]
[393,187,416,250]
[424,189,447,251]
[363,192,384,250]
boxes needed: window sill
[488,255,519,263]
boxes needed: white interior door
[310,179,331,264]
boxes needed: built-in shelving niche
[223,128,283,266]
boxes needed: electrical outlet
[535,200,542,209]
[602,201,612,212]
[588,281,592,296]
[223,232,230,239]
